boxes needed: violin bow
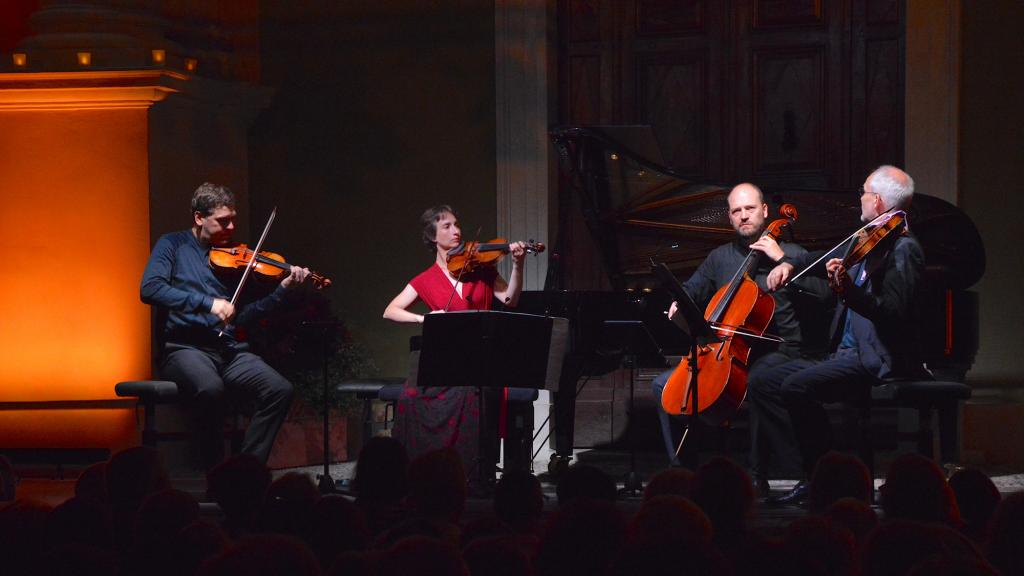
[218,206,277,337]
[786,208,899,285]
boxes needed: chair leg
[916,407,935,459]
[858,405,875,484]
[361,397,374,443]
[141,400,158,448]
[384,401,395,432]
[937,401,962,464]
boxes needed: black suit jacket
[792,232,928,379]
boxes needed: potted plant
[245,289,375,468]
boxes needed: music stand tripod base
[601,320,666,497]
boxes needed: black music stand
[300,320,343,494]
[650,261,719,468]
[600,320,666,496]
[419,311,567,486]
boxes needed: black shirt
[682,239,825,358]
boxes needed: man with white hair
[749,165,928,504]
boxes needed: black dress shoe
[768,480,809,506]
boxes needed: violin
[446,238,545,276]
[780,209,907,293]
[660,204,798,423]
[829,210,906,292]
[210,243,332,289]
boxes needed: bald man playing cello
[653,183,827,496]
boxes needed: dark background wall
[0,0,38,52]
[959,0,1024,387]
[2,0,1020,386]
[250,1,497,373]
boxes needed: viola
[660,204,798,424]
[828,210,906,292]
[446,238,545,276]
[210,243,332,289]
[782,209,907,293]
[841,211,906,268]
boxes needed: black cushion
[872,379,972,404]
[336,378,539,403]
[378,384,405,401]
[115,380,179,402]
[336,378,406,399]
[507,387,540,402]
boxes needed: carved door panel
[558,0,905,189]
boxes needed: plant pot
[267,398,348,469]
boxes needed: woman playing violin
[383,205,526,468]
[383,205,525,322]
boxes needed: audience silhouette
[986,491,1024,575]
[808,450,873,513]
[2,438,1020,575]
[949,466,1002,543]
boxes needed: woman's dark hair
[420,205,456,250]
[191,182,235,217]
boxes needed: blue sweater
[140,230,287,350]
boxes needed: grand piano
[519,126,985,466]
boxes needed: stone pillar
[0,69,177,450]
[495,0,554,290]
[905,0,960,204]
[0,0,268,452]
[495,0,557,467]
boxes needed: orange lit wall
[0,73,172,449]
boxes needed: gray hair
[867,166,914,210]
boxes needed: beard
[736,225,763,244]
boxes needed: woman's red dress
[393,263,498,468]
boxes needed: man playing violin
[654,183,827,494]
[749,165,927,504]
[140,182,311,469]
[383,205,526,475]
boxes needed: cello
[660,204,798,424]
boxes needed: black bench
[336,379,540,457]
[855,378,972,476]
[115,380,243,453]
[335,378,407,445]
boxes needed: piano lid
[550,126,985,291]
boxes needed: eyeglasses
[858,186,879,197]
